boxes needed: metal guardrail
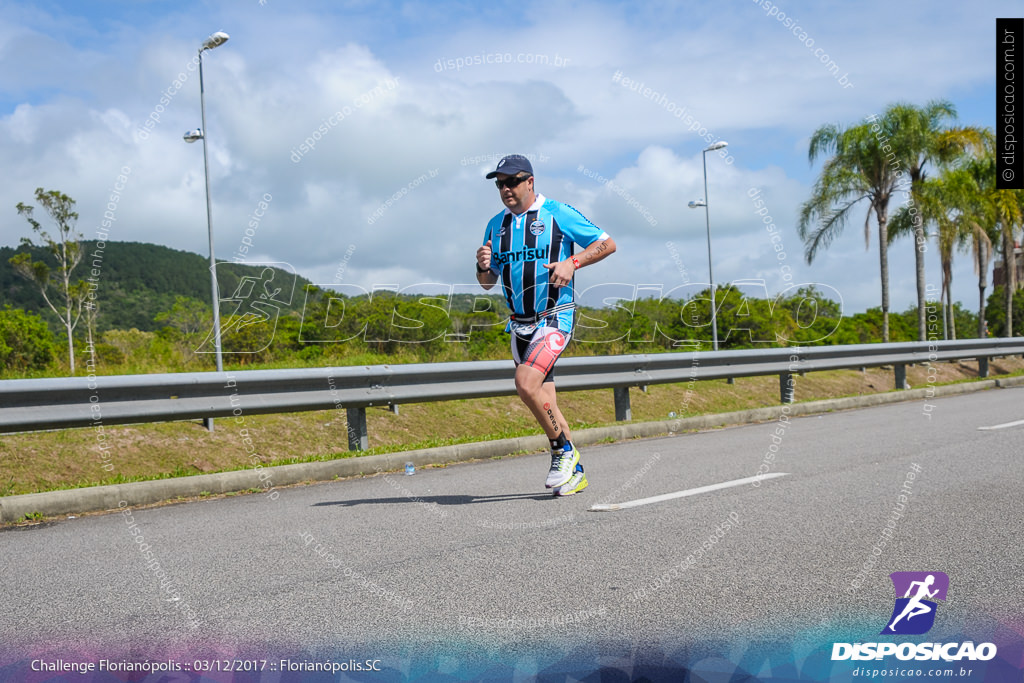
[2,338,1022,450]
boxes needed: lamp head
[201,31,230,51]
[183,129,204,143]
[703,141,728,152]
[688,200,706,209]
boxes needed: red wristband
[571,256,580,270]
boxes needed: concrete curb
[3,376,1022,522]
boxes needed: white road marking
[978,419,1024,431]
[589,472,789,512]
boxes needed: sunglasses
[494,174,532,190]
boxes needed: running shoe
[553,463,588,497]
[545,442,580,489]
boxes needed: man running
[475,154,617,496]
[888,574,939,631]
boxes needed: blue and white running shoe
[553,462,588,497]
[545,441,580,489]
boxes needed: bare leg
[515,364,561,439]
[539,381,572,443]
[906,604,931,621]
[889,602,920,630]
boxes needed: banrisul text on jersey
[493,246,550,265]
[482,194,608,333]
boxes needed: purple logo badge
[881,571,949,635]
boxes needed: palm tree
[971,221,995,338]
[799,121,901,342]
[883,100,987,340]
[992,190,1024,334]
[959,142,999,338]
[890,175,951,338]
[965,134,1024,335]
[891,165,987,339]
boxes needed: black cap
[485,154,534,179]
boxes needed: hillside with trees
[2,240,314,334]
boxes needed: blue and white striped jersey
[483,194,609,333]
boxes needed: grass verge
[1,357,1022,497]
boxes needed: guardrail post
[779,372,794,404]
[346,407,368,451]
[613,387,631,421]
[894,364,907,390]
[978,356,989,378]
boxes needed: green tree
[949,301,979,339]
[220,317,276,364]
[988,173,1024,337]
[902,134,1005,339]
[952,134,1024,336]
[799,119,902,341]
[717,285,797,348]
[985,285,1024,337]
[102,328,156,359]
[778,285,846,344]
[891,167,968,339]
[154,296,213,364]
[993,208,1024,334]
[154,295,210,335]
[965,151,998,338]
[9,188,88,373]
[0,307,57,372]
[884,100,986,340]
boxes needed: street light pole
[185,30,229,431]
[198,47,224,375]
[689,140,728,351]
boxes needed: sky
[0,0,1017,320]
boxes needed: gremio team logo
[832,571,997,663]
[882,571,948,635]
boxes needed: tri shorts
[511,325,570,384]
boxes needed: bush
[102,328,157,357]
[985,286,1024,337]
[0,307,57,372]
[296,345,324,361]
[92,342,126,365]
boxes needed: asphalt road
[1,386,1022,679]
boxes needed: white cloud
[0,0,1017,321]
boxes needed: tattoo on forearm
[584,240,609,262]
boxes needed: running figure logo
[197,263,297,354]
[881,571,949,635]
